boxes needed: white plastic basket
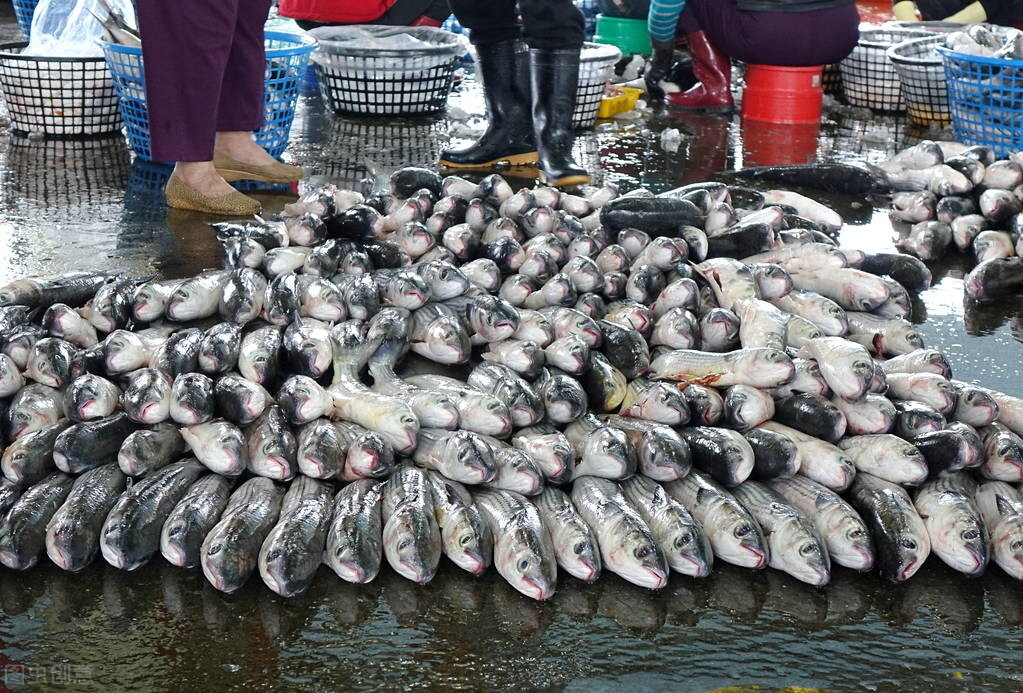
[310,25,466,116]
[575,41,622,129]
[839,29,931,112]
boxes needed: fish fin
[996,494,1017,516]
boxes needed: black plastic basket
[310,26,464,116]
[822,63,842,99]
[839,29,932,112]
[0,41,122,138]
[888,35,950,127]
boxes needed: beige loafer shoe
[213,151,305,184]
[165,174,261,216]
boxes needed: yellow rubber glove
[943,1,988,23]
[893,1,919,20]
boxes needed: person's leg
[519,0,589,186]
[136,0,238,163]
[665,0,733,109]
[725,2,859,66]
[450,0,521,45]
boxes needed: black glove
[645,38,675,101]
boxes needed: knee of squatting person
[644,0,859,110]
[277,0,452,30]
[439,0,592,188]
[138,0,304,216]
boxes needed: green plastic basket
[594,14,651,56]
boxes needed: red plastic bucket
[741,64,824,125]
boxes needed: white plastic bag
[25,0,137,58]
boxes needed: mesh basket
[941,48,1023,157]
[822,63,842,99]
[839,29,932,112]
[0,42,122,138]
[12,0,37,40]
[310,25,464,116]
[888,35,950,127]
[575,41,622,129]
[102,31,316,161]
[575,0,599,41]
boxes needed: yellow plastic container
[597,86,642,118]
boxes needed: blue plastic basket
[942,47,1023,156]
[576,0,599,40]
[101,31,316,162]
[12,0,38,40]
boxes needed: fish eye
[634,545,651,559]
[460,535,473,546]
[398,539,412,550]
[266,549,282,562]
[674,533,693,549]
[208,543,223,556]
[573,542,588,555]
[518,559,530,571]
[962,529,980,541]
[901,538,917,551]
[799,543,818,556]
[1012,540,1023,552]
[735,524,752,537]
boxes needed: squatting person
[644,0,860,109]
[277,0,452,30]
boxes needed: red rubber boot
[666,31,733,110]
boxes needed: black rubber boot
[529,48,591,188]
[439,40,537,169]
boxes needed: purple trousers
[678,0,859,67]
[137,0,272,162]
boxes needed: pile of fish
[882,139,1023,302]
[2,165,1023,603]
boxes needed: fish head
[608,530,667,590]
[260,542,316,597]
[445,515,490,576]
[565,535,601,582]
[719,515,768,569]
[547,336,589,374]
[961,388,999,423]
[330,524,381,583]
[637,383,690,426]
[420,316,470,365]
[377,412,419,456]
[584,428,632,477]
[201,534,250,592]
[104,331,148,374]
[541,376,587,423]
[452,432,497,484]
[422,262,469,301]
[933,509,989,576]
[384,512,439,584]
[500,526,556,599]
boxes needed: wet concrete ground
[0,10,1022,691]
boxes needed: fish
[838,434,928,486]
[722,384,775,430]
[510,427,575,483]
[830,393,896,435]
[599,319,650,379]
[100,459,205,570]
[974,481,1023,580]
[26,337,84,389]
[282,316,333,379]
[885,372,957,416]
[664,470,767,569]
[564,413,634,480]
[237,325,283,385]
[768,475,873,571]
[53,413,138,475]
[467,361,544,428]
[426,471,492,575]
[570,476,667,589]
[913,473,988,576]
[650,347,794,389]
[743,428,801,480]
[412,429,496,485]
[619,377,690,425]
[881,349,952,379]
[295,419,347,480]
[214,374,273,425]
[330,321,420,452]
[773,393,846,443]
[622,475,712,577]
[63,374,121,422]
[897,221,952,262]
[0,471,74,569]
[479,436,544,496]
[180,420,247,476]
[798,337,874,401]
[1,420,72,485]
[44,464,126,572]
[120,368,172,425]
[978,422,1023,482]
[405,373,510,438]
[601,415,691,481]
[769,357,830,398]
[849,472,930,582]
[758,421,855,491]
[166,271,231,322]
[5,381,63,442]
[0,353,24,398]
[950,380,1000,428]
[382,464,442,584]
[160,473,234,568]
[43,303,99,348]
[258,476,334,597]
[679,427,754,487]
[201,477,284,592]
[245,406,298,481]
[732,481,830,586]
[324,479,384,583]
[680,383,723,426]
[219,269,267,324]
[334,421,395,481]
[0,271,115,309]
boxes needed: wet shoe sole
[539,172,591,188]
[438,152,540,170]
[216,168,301,184]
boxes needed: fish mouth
[335,561,366,583]
[265,455,292,479]
[461,550,487,576]
[743,544,768,569]
[0,549,20,569]
[263,567,291,597]
[897,556,919,582]
[400,559,431,585]
[642,567,668,590]
[48,543,72,571]
[514,405,540,425]
[575,558,599,583]
[961,548,987,576]
[139,401,162,422]
[397,429,417,454]
[162,541,187,567]
[581,327,602,346]
[521,576,552,600]
[849,546,875,572]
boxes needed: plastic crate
[597,86,641,118]
[310,25,464,116]
[942,47,1023,156]
[575,41,622,129]
[839,29,932,112]
[0,41,122,138]
[11,0,38,40]
[888,35,950,127]
[102,31,316,161]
